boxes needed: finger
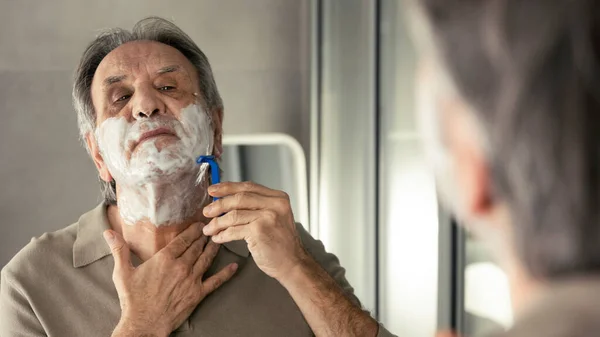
[161,222,203,258]
[193,240,222,276]
[179,235,209,265]
[208,181,287,199]
[103,230,133,274]
[203,210,259,236]
[201,263,238,294]
[203,192,272,218]
[211,224,252,244]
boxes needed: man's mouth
[134,127,177,150]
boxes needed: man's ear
[212,108,224,158]
[85,132,113,183]
[443,99,493,221]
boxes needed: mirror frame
[222,133,310,230]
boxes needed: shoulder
[498,280,600,337]
[295,223,328,260]
[2,222,78,288]
[295,223,317,246]
[294,222,359,297]
[0,222,81,336]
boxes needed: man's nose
[135,107,160,119]
[132,89,166,120]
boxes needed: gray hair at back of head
[414,0,600,279]
[72,17,223,205]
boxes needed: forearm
[278,256,379,337]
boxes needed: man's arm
[0,269,46,337]
[285,223,398,337]
[279,253,379,336]
[203,182,397,337]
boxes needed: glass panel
[317,0,378,313]
[464,235,512,336]
[378,0,439,335]
[378,2,513,335]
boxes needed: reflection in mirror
[464,235,512,336]
[220,133,309,230]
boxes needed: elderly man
[411,0,600,336]
[0,17,383,337]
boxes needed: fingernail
[231,263,238,272]
[208,184,219,193]
[204,204,214,215]
[103,230,115,244]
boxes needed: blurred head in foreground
[411,0,600,314]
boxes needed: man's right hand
[103,222,238,337]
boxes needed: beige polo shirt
[487,277,600,337]
[1,203,396,337]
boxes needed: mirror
[220,133,309,231]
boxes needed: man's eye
[115,94,131,103]
[158,86,176,91]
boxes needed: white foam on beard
[178,104,214,186]
[95,104,214,226]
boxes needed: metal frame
[309,0,322,240]
[223,133,310,229]
[437,209,466,334]
[314,0,379,313]
[310,0,463,332]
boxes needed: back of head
[415,0,600,279]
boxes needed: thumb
[103,230,132,274]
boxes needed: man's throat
[107,174,212,261]
[116,172,210,227]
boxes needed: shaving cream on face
[95,104,214,226]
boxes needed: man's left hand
[202,181,310,282]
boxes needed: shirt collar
[73,203,112,268]
[73,203,249,268]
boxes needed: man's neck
[108,173,212,261]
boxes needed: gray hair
[73,17,223,205]
[415,0,600,279]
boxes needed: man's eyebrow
[157,65,181,75]
[101,65,181,89]
[103,75,127,88]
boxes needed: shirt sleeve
[297,223,399,337]
[0,269,47,337]
[295,223,363,306]
[377,323,399,337]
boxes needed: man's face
[87,41,220,186]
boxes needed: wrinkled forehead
[92,40,198,89]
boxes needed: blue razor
[196,155,220,202]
